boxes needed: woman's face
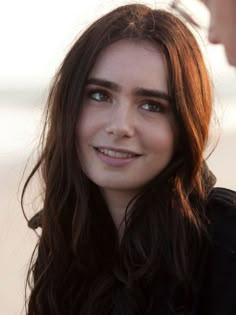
[76,39,176,199]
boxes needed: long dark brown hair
[22,4,215,314]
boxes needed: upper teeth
[98,148,135,158]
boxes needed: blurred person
[22,4,236,315]
[201,0,236,66]
[172,0,236,66]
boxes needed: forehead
[89,39,168,91]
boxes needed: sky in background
[0,0,235,158]
[0,0,235,136]
[0,0,235,87]
[0,0,235,164]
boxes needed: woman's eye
[141,102,163,113]
[89,90,111,102]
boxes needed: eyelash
[88,89,111,102]
[141,101,165,113]
[86,88,166,113]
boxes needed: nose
[208,20,221,45]
[105,103,135,137]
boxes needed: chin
[226,49,236,67]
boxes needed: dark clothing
[28,187,236,314]
[113,187,236,315]
[196,187,236,314]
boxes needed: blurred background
[0,0,235,314]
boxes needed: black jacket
[28,187,236,314]
[196,187,236,314]
[113,187,236,315]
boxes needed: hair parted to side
[22,4,215,314]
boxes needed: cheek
[76,108,96,144]
[76,113,91,154]
[144,121,176,157]
[77,105,108,139]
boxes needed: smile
[94,146,140,167]
[97,148,138,158]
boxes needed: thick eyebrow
[134,87,170,102]
[86,78,120,91]
[86,78,170,102]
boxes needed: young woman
[22,4,236,315]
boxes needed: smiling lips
[95,146,140,165]
[97,147,139,158]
